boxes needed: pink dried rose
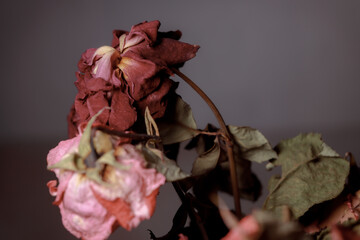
[47,134,165,239]
[178,233,189,240]
[68,20,199,138]
[221,215,261,240]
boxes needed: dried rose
[68,20,199,138]
[47,133,165,239]
[221,215,261,240]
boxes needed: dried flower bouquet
[47,21,360,240]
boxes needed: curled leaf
[228,125,277,163]
[140,145,189,181]
[157,96,197,145]
[191,139,221,176]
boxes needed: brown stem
[172,68,242,218]
[95,125,161,141]
[172,182,209,240]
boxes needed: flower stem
[173,182,209,240]
[172,68,242,218]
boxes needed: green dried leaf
[157,96,197,145]
[93,131,113,155]
[191,140,220,176]
[264,133,350,219]
[141,145,189,182]
[86,167,104,185]
[48,153,86,172]
[78,107,109,157]
[96,150,129,170]
[228,125,277,163]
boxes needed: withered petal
[109,90,137,131]
[78,48,97,73]
[136,78,177,119]
[118,52,161,100]
[85,78,113,92]
[87,92,110,125]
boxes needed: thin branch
[95,125,161,141]
[172,68,242,218]
[172,182,209,240]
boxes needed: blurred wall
[1,1,359,239]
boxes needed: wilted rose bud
[47,133,165,239]
[68,20,199,138]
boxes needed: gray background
[1,0,360,239]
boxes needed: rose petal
[136,78,177,119]
[60,174,116,240]
[78,48,97,73]
[118,52,160,100]
[108,90,137,131]
[86,91,110,125]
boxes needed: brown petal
[67,104,78,138]
[78,48,97,73]
[118,52,160,100]
[137,38,200,68]
[128,20,160,44]
[87,92,110,125]
[136,78,177,119]
[109,90,137,131]
[85,77,113,92]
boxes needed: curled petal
[92,46,120,81]
[112,30,128,49]
[126,20,160,46]
[136,78,177,119]
[47,180,58,196]
[59,174,116,240]
[118,53,160,100]
[78,48,97,73]
[91,144,166,230]
[47,136,81,203]
[133,38,200,71]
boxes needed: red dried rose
[68,20,199,138]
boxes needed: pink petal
[222,215,260,240]
[60,174,116,240]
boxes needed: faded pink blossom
[47,135,165,239]
[178,233,189,240]
[221,215,261,240]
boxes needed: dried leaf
[228,125,277,163]
[92,131,113,154]
[264,133,350,219]
[157,96,197,145]
[78,107,109,157]
[191,140,221,176]
[140,145,189,181]
[47,153,85,172]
